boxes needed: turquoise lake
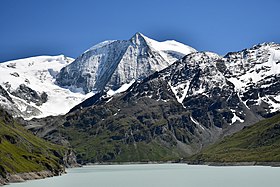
[9,164,280,187]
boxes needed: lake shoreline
[0,170,64,186]
[3,161,280,186]
[83,160,280,167]
[4,161,280,186]
[5,162,280,187]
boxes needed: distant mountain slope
[190,113,280,163]
[0,108,66,185]
[56,32,196,93]
[73,42,280,121]
[0,55,93,119]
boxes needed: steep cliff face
[56,33,196,93]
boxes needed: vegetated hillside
[0,108,66,184]
[190,113,280,163]
[61,98,196,163]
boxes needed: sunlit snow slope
[0,55,93,119]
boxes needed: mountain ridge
[25,42,280,163]
[0,33,196,119]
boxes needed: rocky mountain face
[11,84,48,106]
[56,32,196,93]
[26,43,280,163]
[224,43,280,117]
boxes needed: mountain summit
[56,33,196,93]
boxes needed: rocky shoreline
[0,170,64,186]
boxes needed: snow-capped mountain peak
[140,33,196,59]
[130,32,147,45]
[130,32,197,63]
[56,33,197,93]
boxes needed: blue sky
[1,0,280,62]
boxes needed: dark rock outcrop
[11,84,48,106]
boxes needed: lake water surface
[9,164,280,187]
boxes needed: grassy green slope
[0,109,65,178]
[191,113,280,162]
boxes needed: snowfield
[0,55,93,119]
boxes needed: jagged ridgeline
[0,108,67,185]
[26,42,280,163]
[0,33,195,119]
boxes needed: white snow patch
[105,97,113,103]
[168,81,190,104]
[161,99,170,103]
[231,109,244,124]
[190,115,205,130]
[107,80,135,96]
